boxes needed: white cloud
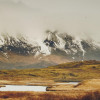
[0,0,100,42]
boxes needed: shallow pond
[0,85,47,92]
[56,82,79,85]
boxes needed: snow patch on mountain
[73,38,85,56]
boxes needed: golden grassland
[0,60,99,85]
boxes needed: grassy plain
[0,60,99,85]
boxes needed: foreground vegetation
[0,91,100,100]
[0,60,100,83]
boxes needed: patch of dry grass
[75,79,100,89]
[0,91,100,100]
[47,79,100,92]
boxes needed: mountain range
[0,31,100,69]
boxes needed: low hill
[0,52,69,69]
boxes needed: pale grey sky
[0,0,100,41]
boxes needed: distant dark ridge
[48,60,100,69]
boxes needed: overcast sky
[0,0,100,42]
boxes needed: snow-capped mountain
[0,34,41,56]
[44,30,100,61]
[0,31,100,69]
